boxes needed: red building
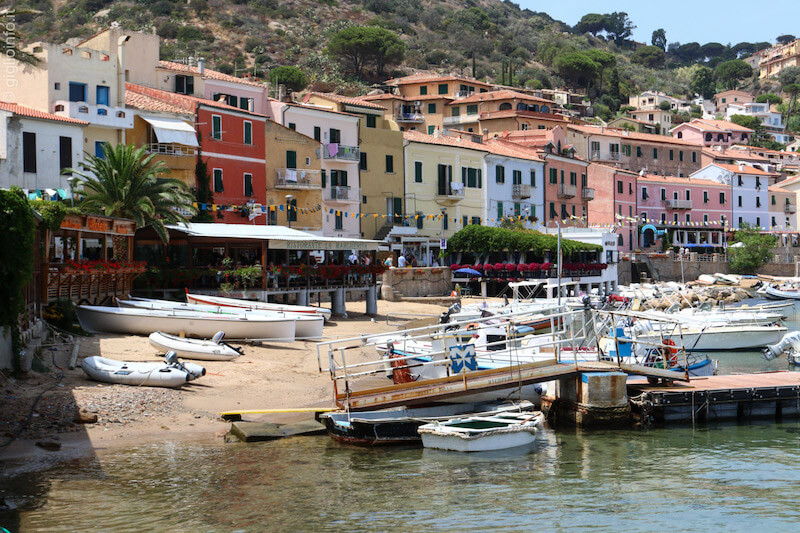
[587,164,638,252]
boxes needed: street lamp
[66,176,76,208]
[285,194,294,228]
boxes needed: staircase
[373,221,395,241]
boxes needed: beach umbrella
[455,268,482,276]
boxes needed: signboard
[271,239,378,251]
[440,238,447,250]
[59,215,135,235]
[448,344,477,374]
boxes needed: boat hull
[185,292,332,321]
[765,287,800,300]
[420,428,538,452]
[77,306,296,341]
[636,326,787,351]
[81,356,189,388]
[148,332,241,361]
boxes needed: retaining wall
[380,267,453,301]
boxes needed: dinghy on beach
[185,291,332,322]
[80,355,205,388]
[148,331,243,361]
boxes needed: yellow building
[303,93,405,239]
[402,130,486,261]
[759,39,800,79]
[444,89,561,134]
[264,120,323,232]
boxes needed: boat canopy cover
[142,116,199,147]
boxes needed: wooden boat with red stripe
[185,290,332,321]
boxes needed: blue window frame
[96,85,109,106]
[94,141,105,159]
[69,82,87,102]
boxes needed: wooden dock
[628,372,800,424]
[338,360,687,411]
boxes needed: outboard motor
[439,302,461,324]
[763,331,800,361]
[212,331,226,344]
[164,350,206,380]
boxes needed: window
[636,146,642,157]
[462,167,481,188]
[679,151,684,162]
[427,125,435,135]
[243,121,253,145]
[286,150,297,169]
[363,196,366,204]
[738,196,742,207]
[772,195,776,206]
[366,115,376,128]
[335,211,343,230]
[720,192,726,204]
[686,214,691,223]
[641,212,647,221]
[653,148,658,159]
[570,171,576,185]
[385,155,394,173]
[420,86,428,95]
[660,188,666,201]
[175,75,193,95]
[692,152,697,163]
[756,197,761,208]
[617,181,623,194]
[213,169,224,192]
[629,182,633,195]
[685,190,691,201]
[96,85,109,106]
[22,132,36,173]
[68,82,86,102]
[737,175,743,186]
[549,168,557,184]
[703,191,709,204]
[59,136,72,173]
[451,106,460,117]
[673,213,678,223]
[427,103,436,114]
[321,170,326,188]
[94,141,105,159]
[496,165,505,184]
[549,202,556,219]
[54,82,60,90]
[590,141,600,155]
[641,187,648,200]
[497,201,504,220]
[240,98,253,111]
[530,170,536,187]
[704,214,709,225]
[414,161,423,182]
[582,174,586,187]
[463,216,468,227]
[756,217,761,227]
[244,173,253,197]
[512,170,522,185]
[623,144,631,156]
[466,105,478,115]
[313,126,321,141]
[669,149,674,161]
[212,115,222,140]
[288,198,297,222]
[515,203,521,216]
[214,93,238,108]
[661,213,666,224]
[738,217,743,226]
[359,152,368,170]
[329,128,341,143]
[416,212,424,229]
[772,216,777,227]
[438,83,448,95]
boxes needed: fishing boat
[764,286,800,301]
[119,298,324,340]
[628,321,787,351]
[417,411,544,452]
[80,355,205,388]
[148,331,243,361]
[185,291,332,322]
[319,402,533,446]
[76,305,296,341]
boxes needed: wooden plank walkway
[338,360,688,411]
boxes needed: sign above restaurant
[59,214,136,236]
[272,239,378,251]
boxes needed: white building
[725,102,789,144]
[482,139,545,228]
[267,99,361,239]
[0,102,86,193]
[541,227,619,296]
[691,163,779,229]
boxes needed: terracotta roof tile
[386,74,491,87]
[403,130,543,162]
[676,118,754,133]
[478,109,570,122]
[447,89,553,106]
[304,92,387,110]
[639,174,731,187]
[0,102,89,125]
[158,60,265,88]
[125,83,261,115]
[567,124,700,147]
[712,163,779,176]
[701,147,770,162]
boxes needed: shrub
[177,25,214,43]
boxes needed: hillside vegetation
[9,0,793,117]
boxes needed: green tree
[651,28,667,51]
[691,66,716,99]
[658,100,672,111]
[728,223,777,274]
[268,66,308,92]
[729,114,762,131]
[582,49,615,92]
[777,34,796,45]
[715,59,753,90]
[327,26,405,78]
[631,45,666,68]
[604,12,635,43]
[755,93,782,105]
[778,67,800,88]
[574,13,606,36]
[67,144,196,244]
[554,52,599,89]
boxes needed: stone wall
[619,256,800,284]
[380,267,453,301]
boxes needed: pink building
[671,119,754,148]
[638,175,732,249]
[587,164,638,252]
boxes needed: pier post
[297,289,309,306]
[541,371,630,427]
[332,287,347,317]
[366,286,378,315]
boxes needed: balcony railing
[328,185,359,202]
[608,152,620,161]
[557,184,576,198]
[145,143,196,156]
[436,183,465,198]
[395,112,425,123]
[53,100,134,129]
[582,188,595,200]
[590,150,601,160]
[512,183,531,199]
[322,144,360,161]
[275,168,322,189]
[785,203,797,214]
[665,199,692,209]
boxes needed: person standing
[397,254,407,268]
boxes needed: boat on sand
[148,331,243,361]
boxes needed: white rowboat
[148,331,243,361]
[418,411,544,452]
[185,292,332,322]
[76,305,296,341]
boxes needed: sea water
[2,305,800,532]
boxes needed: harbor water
[2,305,800,532]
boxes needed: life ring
[388,348,415,384]
[662,339,678,367]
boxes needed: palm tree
[67,143,196,244]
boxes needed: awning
[57,188,70,200]
[142,116,198,147]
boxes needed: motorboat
[628,320,787,351]
[76,305,296,342]
[319,402,534,446]
[119,298,324,340]
[764,286,800,301]
[184,291,332,322]
[418,411,544,452]
[80,355,205,388]
[148,331,243,361]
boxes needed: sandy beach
[0,299,451,461]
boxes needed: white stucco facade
[483,154,544,227]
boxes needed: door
[286,150,297,169]
[59,136,72,173]
[96,85,109,106]
[393,197,402,224]
[437,164,448,195]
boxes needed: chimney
[739,163,745,171]
[198,57,205,75]
[277,84,285,102]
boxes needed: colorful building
[768,185,797,230]
[713,90,754,115]
[671,119,754,148]
[586,164,638,252]
[444,90,567,135]
[481,138,545,228]
[757,39,800,79]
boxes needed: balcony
[512,183,531,199]
[582,188,595,200]
[145,143,196,157]
[785,203,797,214]
[275,168,322,189]
[395,112,425,123]
[443,114,478,126]
[327,185,359,203]
[609,152,620,161]
[665,199,692,209]
[557,184,576,198]
[589,150,601,160]
[322,144,360,161]
[435,183,465,205]
[53,100,133,129]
